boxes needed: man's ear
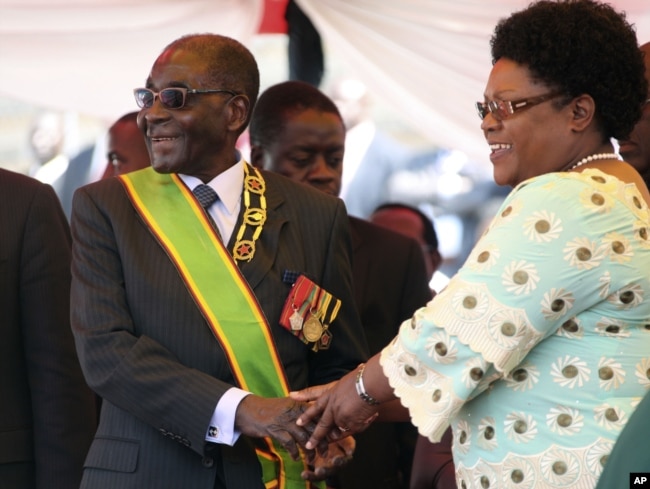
[227,95,250,132]
[569,94,596,133]
[249,145,265,169]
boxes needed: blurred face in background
[618,43,650,187]
[103,118,150,178]
[252,108,345,197]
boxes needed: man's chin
[151,161,175,174]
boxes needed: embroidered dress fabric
[380,169,650,489]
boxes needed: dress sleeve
[380,170,650,441]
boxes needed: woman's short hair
[490,0,647,141]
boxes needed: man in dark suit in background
[70,34,366,489]
[249,80,432,489]
[369,203,456,489]
[0,168,96,489]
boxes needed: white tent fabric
[0,1,262,118]
[1,0,649,163]
[296,0,650,162]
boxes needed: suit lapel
[348,217,370,309]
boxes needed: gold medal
[302,316,323,343]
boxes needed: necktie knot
[193,184,218,210]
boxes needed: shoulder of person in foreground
[0,168,96,488]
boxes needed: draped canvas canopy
[1,0,649,163]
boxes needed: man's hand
[235,395,315,460]
[301,436,356,482]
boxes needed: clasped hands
[235,369,380,482]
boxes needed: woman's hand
[291,364,382,450]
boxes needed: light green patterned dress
[381,169,650,489]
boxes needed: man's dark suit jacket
[0,169,96,489]
[70,169,368,488]
[333,217,432,489]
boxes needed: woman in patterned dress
[293,1,650,488]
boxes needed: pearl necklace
[569,153,619,170]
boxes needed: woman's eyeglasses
[476,91,563,121]
[133,87,237,110]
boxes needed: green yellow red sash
[119,168,319,489]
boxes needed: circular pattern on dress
[576,247,592,261]
[540,447,581,486]
[636,359,650,386]
[594,404,626,429]
[545,406,584,435]
[607,284,644,308]
[513,270,528,285]
[505,365,540,392]
[451,285,490,320]
[585,440,614,478]
[503,260,540,294]
[591,193,605,206]
[535,220,550,233]
[488,310,528,350]
[604,408,619,422]
[477,417,497,450]
[598,367,613,380]
[454,420,471,455]
[611,241,625,254]
[595,318,630,337]
[470,367,484,382]
[426,331,458,364]
[394,352,428,387]
[434,342,447,356]
[502,457,536,489]
[551,356,590,388]
[472,463,497,489]
[598,358,626,390]
[501,322,516,336]
[612,285,644,308]
[562,365,578,378]
[505,412,537,442]
[561,318,579,334]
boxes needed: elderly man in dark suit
[249,80,433,489]
[0,168,96,489]
[70,34,367,489]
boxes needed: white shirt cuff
[205,387,251,446]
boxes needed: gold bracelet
[355,363,380,406]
